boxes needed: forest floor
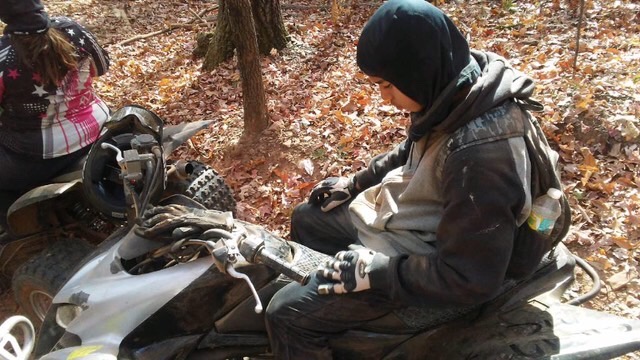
[1,0,639,357]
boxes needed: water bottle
[527,188,562,236]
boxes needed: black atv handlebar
[201,228,311,314]
[238,235,310,285]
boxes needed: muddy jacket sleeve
[354,139,412,190]
[367,138,529,306]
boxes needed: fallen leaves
[37,0,640,318]
[578,147,599,186]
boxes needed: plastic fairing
[39,344,118,360]
[38,232,214,358]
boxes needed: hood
[356,0,541,140]
[428,50,540,135]
[356,0,472,109]
[355,0,478,140]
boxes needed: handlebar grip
[254,249,310,285]
[239,236,310,285]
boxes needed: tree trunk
[226,0,269,136]
[202,0,234,71]
[199,0,288,70]
[250,0,288,54]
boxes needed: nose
[379,86,392,103]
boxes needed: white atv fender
[7,180,82,237]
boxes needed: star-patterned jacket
[0,17,110,159]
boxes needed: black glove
[308,176,358,212]
[135,204,233,239]
[317,245,378,295]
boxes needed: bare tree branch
[117,5,218,47]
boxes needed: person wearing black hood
[264,0,570,358]
[0,0,110,241]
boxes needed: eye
[380,82,392,89]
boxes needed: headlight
[55,304,83,329]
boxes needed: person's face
[368,76,424,113]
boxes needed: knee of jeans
[265,293,285,327]
[265,282,304,326]
[291,203,312,228]
[291,202,307,217]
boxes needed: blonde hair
[11,28,78,87]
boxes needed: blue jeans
[267,202,477,358]
[265,274,403,360]
[289,201,358,255]
[267,202,403,359]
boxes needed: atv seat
[50,154,88,183]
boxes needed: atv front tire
[12,239,94,326]
[167,161,237,214]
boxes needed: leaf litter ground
[0,1,638,355]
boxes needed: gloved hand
[308,176,358,212]
[317,245,377,295]
[134,204,233,240]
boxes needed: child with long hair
[0,0,110,241]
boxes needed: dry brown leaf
[611,236,634,250]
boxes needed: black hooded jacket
[349,0,569,306]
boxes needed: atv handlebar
[200,227,311,314]
[101,134,163,219]
[238,235,310,285]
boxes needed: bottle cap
[547,188,562,199]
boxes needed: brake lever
[226,265,263,313]
[101,142,124,164]
[207,231,264,314]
